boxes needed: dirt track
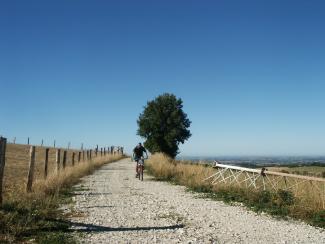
[69,158,324,243]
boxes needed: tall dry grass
[4,151,124,204]
[4,143,84,196]
[146,153,325,228]
[1,143,125,242]
[35,154,123,197]
[3,143,124,200]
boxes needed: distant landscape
[177,156,325,179]
[178,155,325,167]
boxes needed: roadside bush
[312,210,325,228]
[258,190,273,205]
[277,190,294,206]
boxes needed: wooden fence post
[100,148,103,157]
[104,147,106,156]
[78,151,81,163]
[63,151,67,169]
[86,150,89,160]
[96,145,98,157]
[27,137,30,145]
[26,146,36,192]
[13,137,16,144]
[41,139,44,146]
[0,137,7,205]
[90,150,92,160]
[56,149,61,173]
[82,150,85,161]
[72,152,75,166]
[44,148,49,179]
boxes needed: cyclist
[133,143,148,177]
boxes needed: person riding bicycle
[133,143,148,177]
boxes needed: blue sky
[1,0,325,156]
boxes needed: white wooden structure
[204,161,325,208]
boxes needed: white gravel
[69,158,324,243]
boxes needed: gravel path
[69,158,324,243]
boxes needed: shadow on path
[43,218,184,233]
[82,205,114,209]
[73,192,112,196]
[70,221,185,232]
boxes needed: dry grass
[3,142,124,201]
[268,166,325,178]
[146,153,216,197]
[1,143,124,242]
[4,143,82,195]
[146,153,325,228]
[33,153,123,197]
[3,143,123,197]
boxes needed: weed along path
[68,158,324,243]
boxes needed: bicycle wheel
[140,165,143,181]
[136,163,139,178]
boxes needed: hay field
[4,143,100,197]
[267,165,325,178]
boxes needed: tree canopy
[137,93,191,158]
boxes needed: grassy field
[267,165,325,178]
[146,153,325,228]
[1,143,124,243]
[3,143,83,197]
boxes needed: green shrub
[258,190,273,205]
[312,210,325,228]
[277,190,294,206]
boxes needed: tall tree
[137,93,191,158]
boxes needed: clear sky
[1,0,325,156]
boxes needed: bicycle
[137,156,147,181]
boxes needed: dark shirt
[133,146,146,159]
